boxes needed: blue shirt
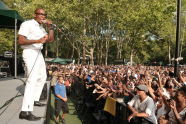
[54,82,66,100]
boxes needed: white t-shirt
[18,19,47,49]
[128,95,158,124]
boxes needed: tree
[1,0,182,65]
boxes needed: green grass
[49,94,82,124]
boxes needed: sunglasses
[35,13,47,16]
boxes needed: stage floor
[0,77,49,124]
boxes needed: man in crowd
[127,84,157,124]
[54,76,69,124]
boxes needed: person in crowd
[179,72,186,85]
[64,76,71,96]
[50,67,58,93]
[166,86,186,124]
[18,8,54,121]
[54,76,69,124]
[127,84,157,124]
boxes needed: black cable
[0,94,22,116]
[0,49,41,117]
[18,78,26,86]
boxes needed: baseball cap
[136,84,148,92]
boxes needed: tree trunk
[90,48,94,65]
[116,38,122,59]
[77,52,80,64]
[119,49,122,59]
[130,50,133,66]
[168,40,171,64]
[105,17,111,65]
[56,31,59,57]
[116,41,120,59]
[82,18,86,65]
[97,39,103,65]
[105,39,109,65]
[70,41,74,58]
[82,42,86,65]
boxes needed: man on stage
[18,8,54,121]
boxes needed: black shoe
[34,101,46,106]
[19,111,41,121]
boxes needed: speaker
[40,83,48,101]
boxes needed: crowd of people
[14,6,185,124]
[48,64,186,124]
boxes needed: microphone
[42,20,62,32]
[42,20,56,27]
[50,24,62,32]
[50,24,57,28]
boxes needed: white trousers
[21,49,47,111]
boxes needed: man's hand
[128,114,134,122]
[128,110,138,122]
[62,97,68,102]
[37,35,48,43]
[170,99,176,110]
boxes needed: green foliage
[0,29,15,54]
[1,0,185,64]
